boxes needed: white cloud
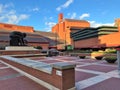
[0,3,29,24]
[0,16,5,21]
[49,17,53,20]
[0,4,3,13]
[56,7,61,11]
[7,14,29,24]
[0,3,14,14]
[32,7,39,12]
[56,0,74,11]
[79,13,90,19]
[45,22,56,31]
[89,21,114,27]
[70,12,76,19]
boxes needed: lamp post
[65,31,66,49]
[73,39,75,50]
[56,31,57,49]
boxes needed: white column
[117,51,120,70]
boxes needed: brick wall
[73,37,99,48]
[0,50,41,55]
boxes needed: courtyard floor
[0,56,120,90]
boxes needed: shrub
[35,46,42,50]
[79,56,86,59]
[91,51,104,59]
[104,56,117,63]
[105,48,117,53]
[95,56,103,60]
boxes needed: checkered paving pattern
[0,61,49,90]
[1,56,120,90]
[29,56,120,90]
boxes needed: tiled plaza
[0,56,120,90]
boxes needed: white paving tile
[75,68,105,75]
[76,75,111,90]
[0,66,9,69]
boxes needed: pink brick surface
[77,59,100,63]
[75,71,97,82]
[83,77,120,90]
[0,64,7,67]
[78,65,117,72]
[0,76,48,90]
[99,61,118,66]
[30,57,46,60]
[0,68,19,77]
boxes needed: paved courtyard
[0,56,120,90]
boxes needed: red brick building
[52,13,90,49]
[70,19,120,50]
[0,23,58,50]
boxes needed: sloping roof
[64,19,89,23]
[0,29,64,46]
[34,31,57,37]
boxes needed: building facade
[70,26,118,49]
[0,29,49,49]
[0,22,61,50]
[52,13,90,49]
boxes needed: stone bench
[10,54,47,58]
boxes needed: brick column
[52,62,76,90]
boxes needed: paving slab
[78,64,117,73]
[0,68,19,77]
[77,59,101,63]
[1,56,120,90]
[0,76,48,90]
[41,60,62,64]
[75,71,98,82]
[82,77,120,90]
[0,64,7,67]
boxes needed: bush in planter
[105,48,116,53]
[104,56,117,63]
[35,46,42,50]
[95,56,103,60]
[79,56,86,59]
[91,51,104,60]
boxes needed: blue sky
[0,0,120,32]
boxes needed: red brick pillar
[52,62,76,90]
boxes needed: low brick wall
[0,50,41,55]
[70,53,116,58]
[0,56,76,90]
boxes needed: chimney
[115,18,120,32]
[58,13,63,23]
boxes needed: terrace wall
[0,23,34,33]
